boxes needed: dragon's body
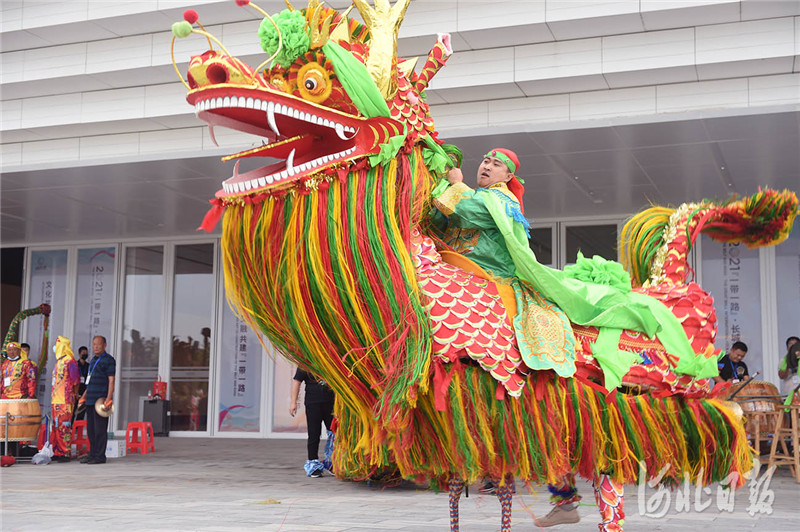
[174,1,798,529]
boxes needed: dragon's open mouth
[187,86,402,198]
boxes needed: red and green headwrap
[485,148,526,214]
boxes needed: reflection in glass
[565,224,618,264]
[120,246,163,428]
[529,227,553,266]
[170,244,214,432]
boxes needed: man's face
[729,348,747,363]
[788,338,798,350]
[6,347,20,360]
[79,348,88,360]
[21,346,29,355]
[477,156,513,188]
[92,337,106,356]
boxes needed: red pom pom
[183,9,199,24]
[236,0,251,6]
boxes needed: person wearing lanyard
[715,341,750,384]
[78,336,116,464]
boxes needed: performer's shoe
[86,458,106,464]
[536,505,580,527]
[79,456,92,464]
[310,470,323,478]
[52,455,71,463]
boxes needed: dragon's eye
[297,63,331,102]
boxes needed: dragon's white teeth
[266,101,279,136]
[258,177,267,187]
[334,123,347,140]
[286,148,296,176]
[246,97,255,109]
[279,170,288,179]
[223,96,231,107]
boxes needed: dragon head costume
[173,2,798,530]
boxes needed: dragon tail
[621,189,798,287]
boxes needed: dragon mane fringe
[335,366,752,489]
[220,146,434,444]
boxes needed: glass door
[169,243,215,433]
[118,246,164,429]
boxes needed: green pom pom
[258,9,310,68]
[563,251,632,292]
[172,21,193,39]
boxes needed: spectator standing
[79,336,116,464]
[75,346,90,420]
[290,368,335,477]
[778,336,800,395]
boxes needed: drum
[0,398,42,441]
[726,380,781,436]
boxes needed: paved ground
[1,437,798,531]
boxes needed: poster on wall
[74,248,116,352]
[775,226,800,348]
[272,354,307,433]
[218,300,262,433]
[701,238,763,376]
[27,250,68,405]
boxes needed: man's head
[92,336,107,356]
[478,149,519,188]
[729,341,748,363]
[787,336,800,350]
[19,343,30,361]
[5,342,21,360]
[78,346,89,360]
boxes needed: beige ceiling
[2,110,797,245]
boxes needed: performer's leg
[496,473,515,532]
[593,472,625,532]
[448,477,464,532]
[50,404,72,458]
[537,472,581,527]
[305,402,323,460]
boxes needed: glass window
[529,227,553,266]
[119,246,164,428]
[565,224,618,264]
[74,248,116,355]
[218,288,263,433]
[702,238,762,376]
[169,244,214,432]
[27,250,69,403]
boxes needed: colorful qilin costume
[172,1,799,530]
[50,336,80,458]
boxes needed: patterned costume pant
[50,404,74,457]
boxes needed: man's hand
[446,168,463,185]
[103,398,113,410]
[289,401,297,417]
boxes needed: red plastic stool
[71,420,89,455]
[125,422,156,454]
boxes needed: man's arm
[289,379,301,417]
[104,376,115,409]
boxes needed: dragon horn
[352,0,411,99]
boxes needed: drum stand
[2,413,43,461]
